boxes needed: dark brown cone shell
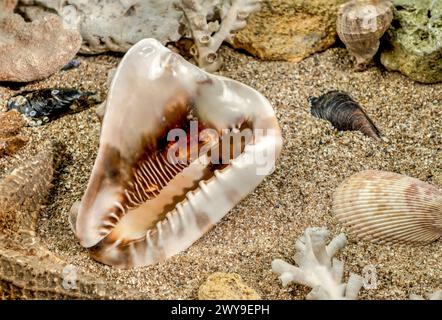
[309,91,381,140]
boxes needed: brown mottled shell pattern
[337,0,393,68]
[71,39,283,268]
[333,170,442,245]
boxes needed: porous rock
[0,0,18,14]
[198,272,261,300]
[231,0,347,62]
[380,0,442,84]
[0,13,81,82]
[18,0,182,54]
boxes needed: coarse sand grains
[0,47,440,299]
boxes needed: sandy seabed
[0,46,441,299]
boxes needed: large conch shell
[70,38,282,268]
[337,0,393,70]
[333,170,442,245]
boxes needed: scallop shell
[71,39,282,268]
[333,170,442,245]
[337,0,393,69]
[309,91,381,140]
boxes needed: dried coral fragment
[337,0,393,70]
[333,170,442,245]
[17,0,183,55]
[178,0,261,72]
[272,227,363,300]
[309,91,381,140]
[0,147,54,234]
[71,38,282,268]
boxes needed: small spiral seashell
[308,91,381,140]
[333,170,442,245]
[337,0,393,70]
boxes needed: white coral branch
[178,0,260,72]
[410,289,442,300]
[272,227,364,300]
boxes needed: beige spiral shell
[337,0,393,69]
[333,170,442,245]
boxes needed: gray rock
[18,0,183,54]
[380,0,442,84]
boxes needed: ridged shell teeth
[333,170,442,245]
[108,212,120,222]
[166,212,177,234]
[102,221,116,228]
[146,230,154,249]
[98,228,112,237]
[114,201,126,216]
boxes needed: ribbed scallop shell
[337,0,393,69]
[333,170,442,245]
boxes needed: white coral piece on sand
[272,227,364,300]
[410,290,442,300]
[178,0,260,72]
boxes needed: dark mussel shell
[308,91,381,140]
[7,88,97,124]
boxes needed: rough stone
[0,235,138,299]
[0,110,27,157]
[0,110,24,137]
[0,145,139,299]
[18,0,183,54]
[0,147,53,233]
[0,13,81,82]
[198,272,261,300]
[231,0,347,62]
[0,0,17,15]
[380,0,442,84]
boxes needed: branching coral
[177,0,261,72]
[272,227,364,300]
